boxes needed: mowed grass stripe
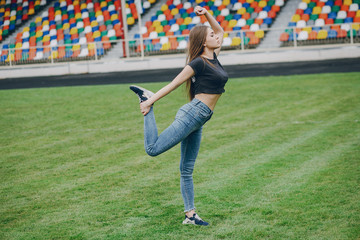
[0,72,359,239]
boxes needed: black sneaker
[182,213,209,226]
[129,85,154,103]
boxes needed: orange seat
[225,26,233,31]
[246,31,255,38]
[301,14,310,21]
[176,18,184,25]
[249,36,260,45]
[165,31,174,36]
[308,31,317,40]
[216,15,225,22]
[220,20,228,28]
[242,12,250,20]
[29,50,36,60]
[317,1,325,7]
[218,5,226,10]
[341,5,349,11]
[255,18,263,25]
[163,25,171,32]
[182,29,190,35]
[250,2,258,8]
[319,13,328,19]
[338,29,347,38]
[72,50,80,57]
[268,11,276,18]
[88,49,95,56]
[325,18,334,24]
[296,9,304,15]
[331,25,341,31]
[272,5,280,12]
[242,25,250,30]
[354,17,360,23]
[152,39,160,44]
[280,32,289,41]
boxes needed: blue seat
[328,29,337,38]
[112,19,120,25]
[189,12,196,18]
[243,3,250,8]
[65,50,73,58]
[234,14,242,20]
[210,6,217,12]
[313,26,321,32]
[151,15,157,22]
[325,0,334,6]
[344,17,353,23]
[233,26,242,31]
[92,25,99,32]
[288,33,298,41]
[154,43,162,51]
[263,6,271,12]
[288,22,296,27]
[328,12,336,19]
[179,8,186,14]
[199,2,206,7]
[168,4,175,10]
[174,30,182,35]
[72,38,79,44]
[188,24,195,30]
[304,8,312,15]
[169,19,176,25]
[134,33,140,39]
[97,48,104,56]
[264,17,272,25]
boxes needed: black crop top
[188,52,229,95]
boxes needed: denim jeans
[144,98,213,212]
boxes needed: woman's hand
[140,100,152,116]
[194,6,207,16]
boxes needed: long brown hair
[185,25,214,101]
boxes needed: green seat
[285,29,293,34]
[129,40,136,47]
[105,20,112,26]
[65,39,72,44]
[156,10,162,16]
[179,24,187,31]
[3,29,8,36]
[331,5,340,12]
[101,30,107,37]
[145,44,153,52]
[308,2,316,8]
[207,1,214,7]
[354,0,360,4]
[56,24,62,30]
[109,36,117,41]
[310,14,318,21]
[30,31,36,37]
[36,37,42,43]
[161,20,168,26]
[66,45,72,50]
[246,19,254,25]
[62,9,67,15]
[89,12,95,18]
[78,28,84,34]
[225,14,233,21]
[69,13,75,19]
[30,22,36,28]
[347,29,356,37]
[214,10,221,16]
[181,12,188,18]
[247,7,254,14]
[126,13,132,18]
[177,36,185,41]
[243,36,250,45]
[268,0,275,6]
[158,32,165,36]
[334,19,343,24]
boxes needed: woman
[130,6,228,226]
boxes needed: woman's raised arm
[140,65,195,115]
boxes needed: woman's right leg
[144,106,199,157]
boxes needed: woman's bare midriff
[194,93,222,111]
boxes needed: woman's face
[204,28,220,49]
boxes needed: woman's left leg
[180,126,202,213]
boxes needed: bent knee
[145,147,160,157]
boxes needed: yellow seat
[125,3,129,8]
[70,27,78,35]
[10,15,16,21]
[312,6,321,14]
[63,22,70,29]
[208,10,214,16]
[55,10,61,16]
[196,0,202,3]
[152,20,161,27]
[171,8,179,15]
[231,37,241,46]
[303,27,312,33]
[73,0,79,5]
[88,43,96,50]
[111,14,118,21]
[356,10,360,17]
[6,54,14,62]
[237,8,246,14]
[344,0,352,5]
[72,44,80,51]
[317,30,327,39]
[35,0,41,5]
[35,16,42,23]
[100,1,107,8]
[302,0,310,3]
[161,42,170,51]
[127,17,135,25]
[51,51,58,59]
[259,0,267,7]
[149,0,156,4]
[42,20,49,26]
[352,23,359,30]
[291,14,300,22]
[246,0,254,3]
[75,13,82,19]
[80,3,87,9]
[43,35,50,42]
[35,31,43,38]
[229,19,237,27]
[15,42,22,49]
[155,25,163,33]
[224,32,229,38]
[255,30,264,38]
[92,31,101,38]
[91,21,98,27]
[95,11,102,17]
[223,0,230,5]
[161,4,168,12]
[28,8,34,15]
[23,27,30,32]
[184,17,192,25]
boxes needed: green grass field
[1,72,359,239]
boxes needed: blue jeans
[144,98,213,212]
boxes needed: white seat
[60,1,67,7]
[250,23,260,31]
[77,21,84,29]
[177,40,187,49]
[97,15,104,23]
[108,29,116,37]
[22,31,29,38]
[183,2,191,9]
[149,31,158,39]
[319,0,327,2]
[158,14,166,22]
[108,5,115,11]
[84,26,92,33]
[337,11,347,19]
[170,23,179,32]
[232,2,242,10]
[49,29,57,36]
[42,25,49,31]
[315,18,325,26]
[67,4,74,11]
[3,20,9,26]
[79,48,89,57]
[220,8,230,16]
[349,3,359,11]
[222,37,231,46]
[143,1,150,9]
[237,19,246,27]
[40,0,46,6]
[42,11,48,18]
[296,20,306,28]
[258,11,268,19]
[55,14,62,21]
[298,31,308,40]
[82,12,89,19]
[298,2,307,10]
[50,39,58,47]
[140,26,147,34]
[160,37,169,44]
[87,2,93,9]
[214,0,222,7]
[192,16,200,24]
[341,24,351,31]
[173,0,181,5]
[79,37,87,45]
[22,42,29,49]
[275,0,284,6]
[23,1,28,7]
[34,51,44,60]
[321,5,331,14]
[126,8,131,14]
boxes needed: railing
[1,23,359,66]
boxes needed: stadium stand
[280,0,360,45]
[0,0,49,42]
